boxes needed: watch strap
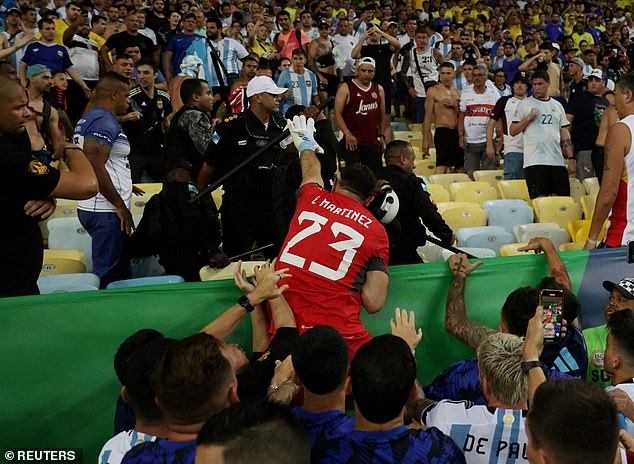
[237,295,255,312]
[521,360,543,375]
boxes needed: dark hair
[617,73,634,95]
[415,26,427,35]
[183,12,197,21]
[292,326,349,395]
[197,399,310,464]
[114,329,165,385]
[607,309,634,360]
[206,15,222,27]
[439,61,455,70]
[384,140,412,164]
[291,47,305,57]
[152,333,233,424]
[527,380,619,464]
[125,336,176,421]
[464,58,477,67]
[91,14,106,25]
[113,53,134,62]
[351,335,416,424]
[136,57,157,72]
[532,69,550,82]
[338,163,376,200]
[500,287,539,336]
[276,10,290,20]
[243,54,259,65]
[180,78,207,104]
[68,0,83,9]
[285,104,306,119]
[37,17,55,29]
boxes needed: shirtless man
[24,64,63,164]
[422,62,464,174]
[104,5,125,39]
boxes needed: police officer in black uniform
[197,76,292,259]
[378,140,453,265]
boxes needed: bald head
[0,77,25,104]
[92,72,131,115]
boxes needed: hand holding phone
[540,289,564,344]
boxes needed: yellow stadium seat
[436,202,487,231]
[568,219,606,242]
[499,242,530,257]
[44,249,85,263]
[473,170,504,189]
[134,183,163,194]
[426,183,450,203]
[414,162,437,178]
[212,187,224,210]
[40,257,86,276]
[129,192,156,215]
[449,181,498,204]
[497,180,530,202]
[393,131,417,141]
[50,199,79,218]
[580,194,596,219]
[200,261,266,281]
[409,123,423,132]
[569,177,585,203]
[409,138,423,151]
[533,197,582,229]
[583,177,600,196]
[428,173,471,190]
[559,242,585,252]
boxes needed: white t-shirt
[406,47,439,97]
[67,34,100,81]
[99,430,156,464]
[332,33,357,77]
[513,96,568,168]
[502,96,525,154]
[606,381,634,436]
[422,400,528,463]
[460,85,499,143]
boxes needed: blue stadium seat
[37,273,100,294]
[455,226,516,256]
[105,275,185,289]
[482,199,534,234]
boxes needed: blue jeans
[78,210,131,288]
[415,96,426,123]
[504,152,525,180]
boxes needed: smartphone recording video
[541,289,563,344]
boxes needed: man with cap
[24,64,63,165]
[487,72,531,180]
[197,75,293,259]
[584,278,634,387]
[566,68,610,181]
[567,56,588,103]
[333,56,386,173]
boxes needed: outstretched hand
[286,115,324,154]
[517,237,554,254]
[233,260,255,295]
[390,307,423,352]
[448,253,483,278]
[249,259,291,303]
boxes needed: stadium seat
[567,219,607,243]
[393,131,417,141]
[513,223,570,249]
[449,181,498,204]
[580,194,596,219]
[499,242,530,256]
[129,192,156,215]
[37,273,100,294]
[473,170,504,188]
[130,255,166,278]
[40,257,86,276]
[497,179,530,202]
[391,121,410,131]
[440,247,497,261]
[428,173,471,190]
[436,202,488,231]
[105,275,185,289]
[425,183,450,203]
[409,122,423,132]
[414,161,436,178]
[47,217,93,272]
[482,199,534,234]
[532,196,582,229]
[409,138,423,151]
[50,199,79,218]
[559,242,585,252]
[569,177,586,203]
[455,226,516,256]
[134,183,163,194]
[200,260,266,281]
[583,177,600,196]
[43,249,85,265]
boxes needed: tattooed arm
[518,237,571,290]
[445,254,495,350]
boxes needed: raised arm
[524,305,547,406]
[48,144,98,199]
[286,115,324,186]
[518,237,571,290]
[445,253,494,349]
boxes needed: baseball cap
[246,76,287,98]
[512,71,531,87]
[552,42,560,51]
[568,57,585,68]
[358,56,376,68]
[26,64,51,79]
[388,20,398,27]
[603,278,634,299]
[587,68,605,80]
[7,7,22,15]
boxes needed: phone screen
[541,289,563,343]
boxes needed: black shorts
[434,127,464,168]
[524,165,570,199]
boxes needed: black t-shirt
[566,91,609,151]
[105,31,156,57]
[0,131,60,297]
[361,43,393,87]
[237,327,299,400]
[123,86,172,155]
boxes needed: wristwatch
[237,295,255,313]
[521,360,543,375]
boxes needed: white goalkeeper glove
[285,115,324,155]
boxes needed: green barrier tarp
[0,252,588,458]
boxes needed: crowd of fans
[4,0,634,461]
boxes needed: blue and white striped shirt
[277,67,318,117]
